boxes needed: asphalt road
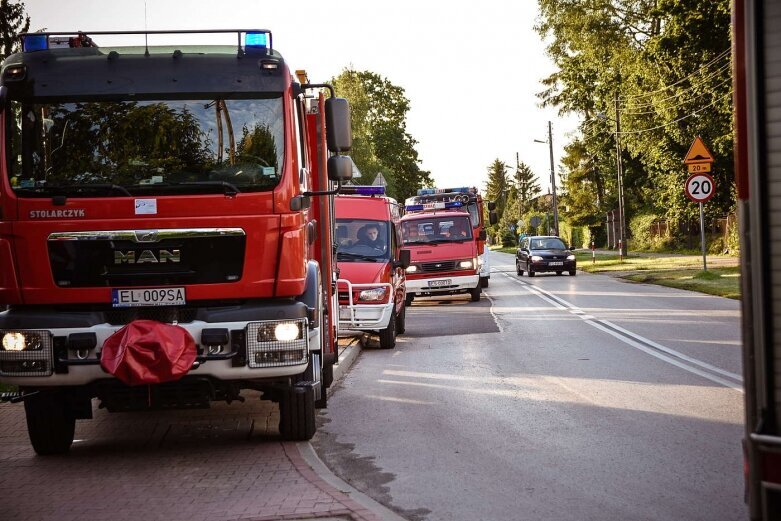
[312,251,745,521]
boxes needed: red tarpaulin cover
[100,320,197,386]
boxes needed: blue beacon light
[23,34,49,52]
[245,32,268,49]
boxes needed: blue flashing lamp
[245,31,268,49]
[405,204,424,212]
[23,34,48,52]
[417,188,435,196]
[341,185,385,196]
[444,201,464,208]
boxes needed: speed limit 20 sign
[685,173,715,203]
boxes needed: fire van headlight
[359,287,387,302]
[458,259,474,269]
[2,331,43,351]
[406,264,419,273]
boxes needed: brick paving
[0,340,387,521]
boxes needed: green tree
[514,157,541,215]
[1,0,29,59]
[535,0,733,243]
[330,69,432,201]
[484,159,510,240]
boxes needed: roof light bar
[417,186,474,196]
[340,186,385,196]
[404,201,463,212]
[245,31,268,48]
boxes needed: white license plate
[112,287,186,308]
[428,279,452,288]
[549,261,564,266]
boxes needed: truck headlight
[274,322,301,342]
[359,287,387,302]
[406,265,418,273]
[2,331,43,351]
[459,260,473,269]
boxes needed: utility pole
[614,92,627,257]
[547,122,559,236]
[534,122,559,236]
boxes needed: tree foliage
[1,0,29,59]
[330,69,432,201]
[536,0,733,244]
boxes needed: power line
[620,74,733,116]
[616,91,732,135]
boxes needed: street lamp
[534,121,559,236]
[597,93,627,257]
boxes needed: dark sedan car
[516,235,576,276]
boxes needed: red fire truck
[401,203,484,304]
[405,187,495,287]
[334,186,410,349]
[733,2,781,519]
[0,29,353,454]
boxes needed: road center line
[500,271,743,391]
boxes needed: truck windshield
[6,97,285,197]
[402,216,473,244]
[335,219,391,261]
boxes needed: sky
[23,0,580,193]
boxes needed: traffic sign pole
[699,202,707,271]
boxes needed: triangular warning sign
[684,136,714,164]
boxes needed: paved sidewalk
[0,336,399,521]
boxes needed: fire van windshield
[6,97,285,196]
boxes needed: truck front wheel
[279,378,316,441]
[24,390,76,455]
[469,285,482,302]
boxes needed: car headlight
[406,265,418,273]
[531,255,543,262]
[359,287,387,301]
[567,254,576,261]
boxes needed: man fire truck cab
[334,186,410,349]
[0,29,354,454]
[404,187,495,288]
[401,204,483,304]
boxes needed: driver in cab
[356,224,386,251]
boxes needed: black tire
[396,302,406,335]
[379,305,397,349]
[569,270,577,276]
[24,391,76,455]
[528,268,535,277]
[469,285,481,302]
[405,293,414,307]
[279,377,316,441]
[480,276,489,288]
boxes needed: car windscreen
[531,238,567,250]
[6,96,285,197]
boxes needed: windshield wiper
[179,181,241,195]
[15,183,132,197]
[336,252,381,262]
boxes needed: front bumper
[406,274,479,295]
[529,260,577,273]
[337,280,394,331]
[0,300,314,386]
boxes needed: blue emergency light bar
[405,201,463,212]
[340,186,386,196]
[245,31,268,49]
[417,187,474,196]
[22,34,48,52]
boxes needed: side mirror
[395,249,411,269]
[478,230,487,241]
[325,97,352,153]
[489,211,498,225]
[327,155,353,182]
[487,200,496,211]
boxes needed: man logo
[114,250,181,264]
